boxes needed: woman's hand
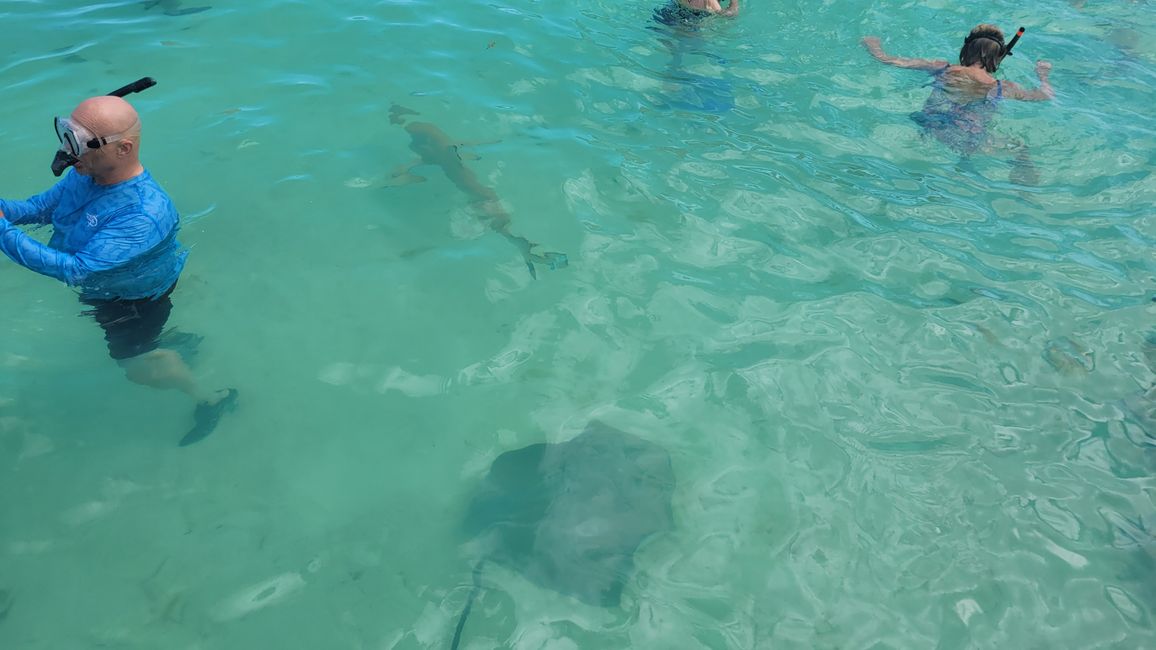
[1035,60,1055,99]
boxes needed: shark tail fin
[389,103,420,125]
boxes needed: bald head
[68,95,145,184]
[72,96,141,142]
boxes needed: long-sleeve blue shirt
[0,170,187,300]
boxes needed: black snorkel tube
[51,76,157,177]
[1003,27,1025,57]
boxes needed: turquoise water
[1,0,1155,647]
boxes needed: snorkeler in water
[649,0,740,112]
[862,25,1054,180]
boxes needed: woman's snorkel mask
[961,26,1025,73]
[51,76,156,177]
[1003,27,1025,57]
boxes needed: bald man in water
[0,95,236,445]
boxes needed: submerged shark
[388,104,567,279]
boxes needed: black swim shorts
[79,283,177,360]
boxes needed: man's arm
[862,37,948,71]
[0,180,70,226]
[721,0,739,17]
[0,208,164,287]
[1003,61,1055,101]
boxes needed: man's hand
[1035,60,1052,78]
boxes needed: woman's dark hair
[959,24,1006,73]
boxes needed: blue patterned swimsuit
[911,66,1003,155]
[653,1,713,29]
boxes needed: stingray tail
[449,560,485,650]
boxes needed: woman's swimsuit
[653,1,713,29]
[910,66,1003,155]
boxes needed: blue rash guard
[0,169,186,300]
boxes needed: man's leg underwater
[119,348,237,446]
[119,348,216,400]
[84,288,237,446]
[119,349,236,444]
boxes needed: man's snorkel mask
[51,76,156,177]
[960,26,1025,73]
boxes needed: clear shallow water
[1,0,1154,648]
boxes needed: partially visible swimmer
[863,25,1054,182]
[1123,331,1156,441]
[649,0,740,113]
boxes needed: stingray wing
[463,423,674,606]
[523,424,676,606]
